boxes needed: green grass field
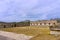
[0,26,59,40]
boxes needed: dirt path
[0,31,33,40]
[0,35,15,40]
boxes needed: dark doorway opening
[4,25,6,28]
[40,23,42,25]
[53,23,55,25]
[14,24,16,27]
[49,23,51,25]
[11,25,13,27]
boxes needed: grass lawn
[0,26,59,40]
[0,26,50,36]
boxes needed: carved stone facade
[0,20,58,28]
[30,20,58,26]
[0,23,16,28]
[0,21,30,28]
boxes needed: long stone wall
[0,23,16,28]
[30,20,58,26]
[0,20,58,28]
[0,21,30,28]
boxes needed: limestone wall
[30,20,58,26]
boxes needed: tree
[50,18,60,23]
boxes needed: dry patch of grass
[30,34,57,40]
[0,26,59,40]
[0,26,50,36]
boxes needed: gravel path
[0,35,15,40]
[0,31,33,40]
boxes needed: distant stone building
[0,20,59,28]
[30,20,58,26]
[0,20,30,28]
[0,22,16,28]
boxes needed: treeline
[0,20,30,27]
[50,18,60,23]
[16,20,30,27]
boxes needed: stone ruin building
[0,20,30,28]
[0,20,59,28]
[30,20,57,26]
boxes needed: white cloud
[0,0,60,22]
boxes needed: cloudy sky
[0,0,60,22]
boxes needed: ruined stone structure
[30,20,58,26]
[0,20,58,28]
[0,22,16,28]
[0,20,30,28]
